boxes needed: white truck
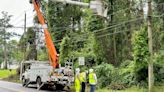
[20,60,74,90]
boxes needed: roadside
[1,69,164,92]
[0,69,21,83]
[0,69,16,79]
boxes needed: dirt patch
[2,74,21,83]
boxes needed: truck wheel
[22,78,27,87]
[36,77,42,89]
[55,84,65,90]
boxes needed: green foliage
[59,36,71,65]
[110,60,135,90]
[83,9,107,65]
[153,53,164,84]
[59,31,96,66]
[37,48,48,61]
[94,63,114,88]
[131,27,149,86]
[46,1,83,52]
[8,40,23,62]
[19,27,37,60]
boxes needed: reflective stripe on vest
[89,73,96,84]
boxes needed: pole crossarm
[52,0,89,7]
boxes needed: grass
[0,69,16,79]
[96,87,147,92]
[96,86,164,92]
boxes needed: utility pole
[3,28,7,69]
[23,12,26,61]
[147,0,154,92]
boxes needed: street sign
[79,57,85,65]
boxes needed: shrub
[94,63,114,88]
[111,60,136,88]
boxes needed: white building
[1,61,19,69]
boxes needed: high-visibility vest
[80,72,86,82]
[89,73,96,85]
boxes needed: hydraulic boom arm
[32,0,59,68]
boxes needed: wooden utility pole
[3,28,7,69]
[147,0,154,92]
[23,12,26,61]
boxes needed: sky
[0,0,35,41]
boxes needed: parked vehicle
[20,60,74,90]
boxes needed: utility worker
[89,69,97,92]
[75,68,81,92]
[80,70,87,92]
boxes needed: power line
[93,17,145,33]
[10,8,33,23]
[92,13,164,34]
[10,12,25,23]
[11,16,34,26]
[96,26,141,38]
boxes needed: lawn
[96,87,147,92]
[96,86,164,92]
[0,69,16,79]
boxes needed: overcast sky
[0,0,35,41]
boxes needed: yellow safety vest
[80,72,86,82]
[89,73,96,84]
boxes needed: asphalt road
[0,80,73,92]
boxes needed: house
[1,61,19,69]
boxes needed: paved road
[0,80,73,92]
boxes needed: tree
[46,1,83,52]
[0,11,12,69]
[8,40,23,62]
[19,27,37,60]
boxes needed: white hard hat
[89,68,93,73]
[76,68,80,72]
[85,70,89,74]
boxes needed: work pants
[81,82,86,92]
[90,84,96,92]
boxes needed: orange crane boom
[32,0,59,68]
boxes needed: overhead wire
[10,8,33,23]
[93,17,145,33]
[94,13,164,38]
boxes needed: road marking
[0,86,25,92]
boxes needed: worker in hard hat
[89,69,97,92]
[80,70,88,92]
[75,68,81,92]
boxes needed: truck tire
[36,77,42,89]
[55,84,65,90]
[22,78,27,87]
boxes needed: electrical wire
[93,17,145,33]
[96,26,141,38]
[10,8,34,23]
